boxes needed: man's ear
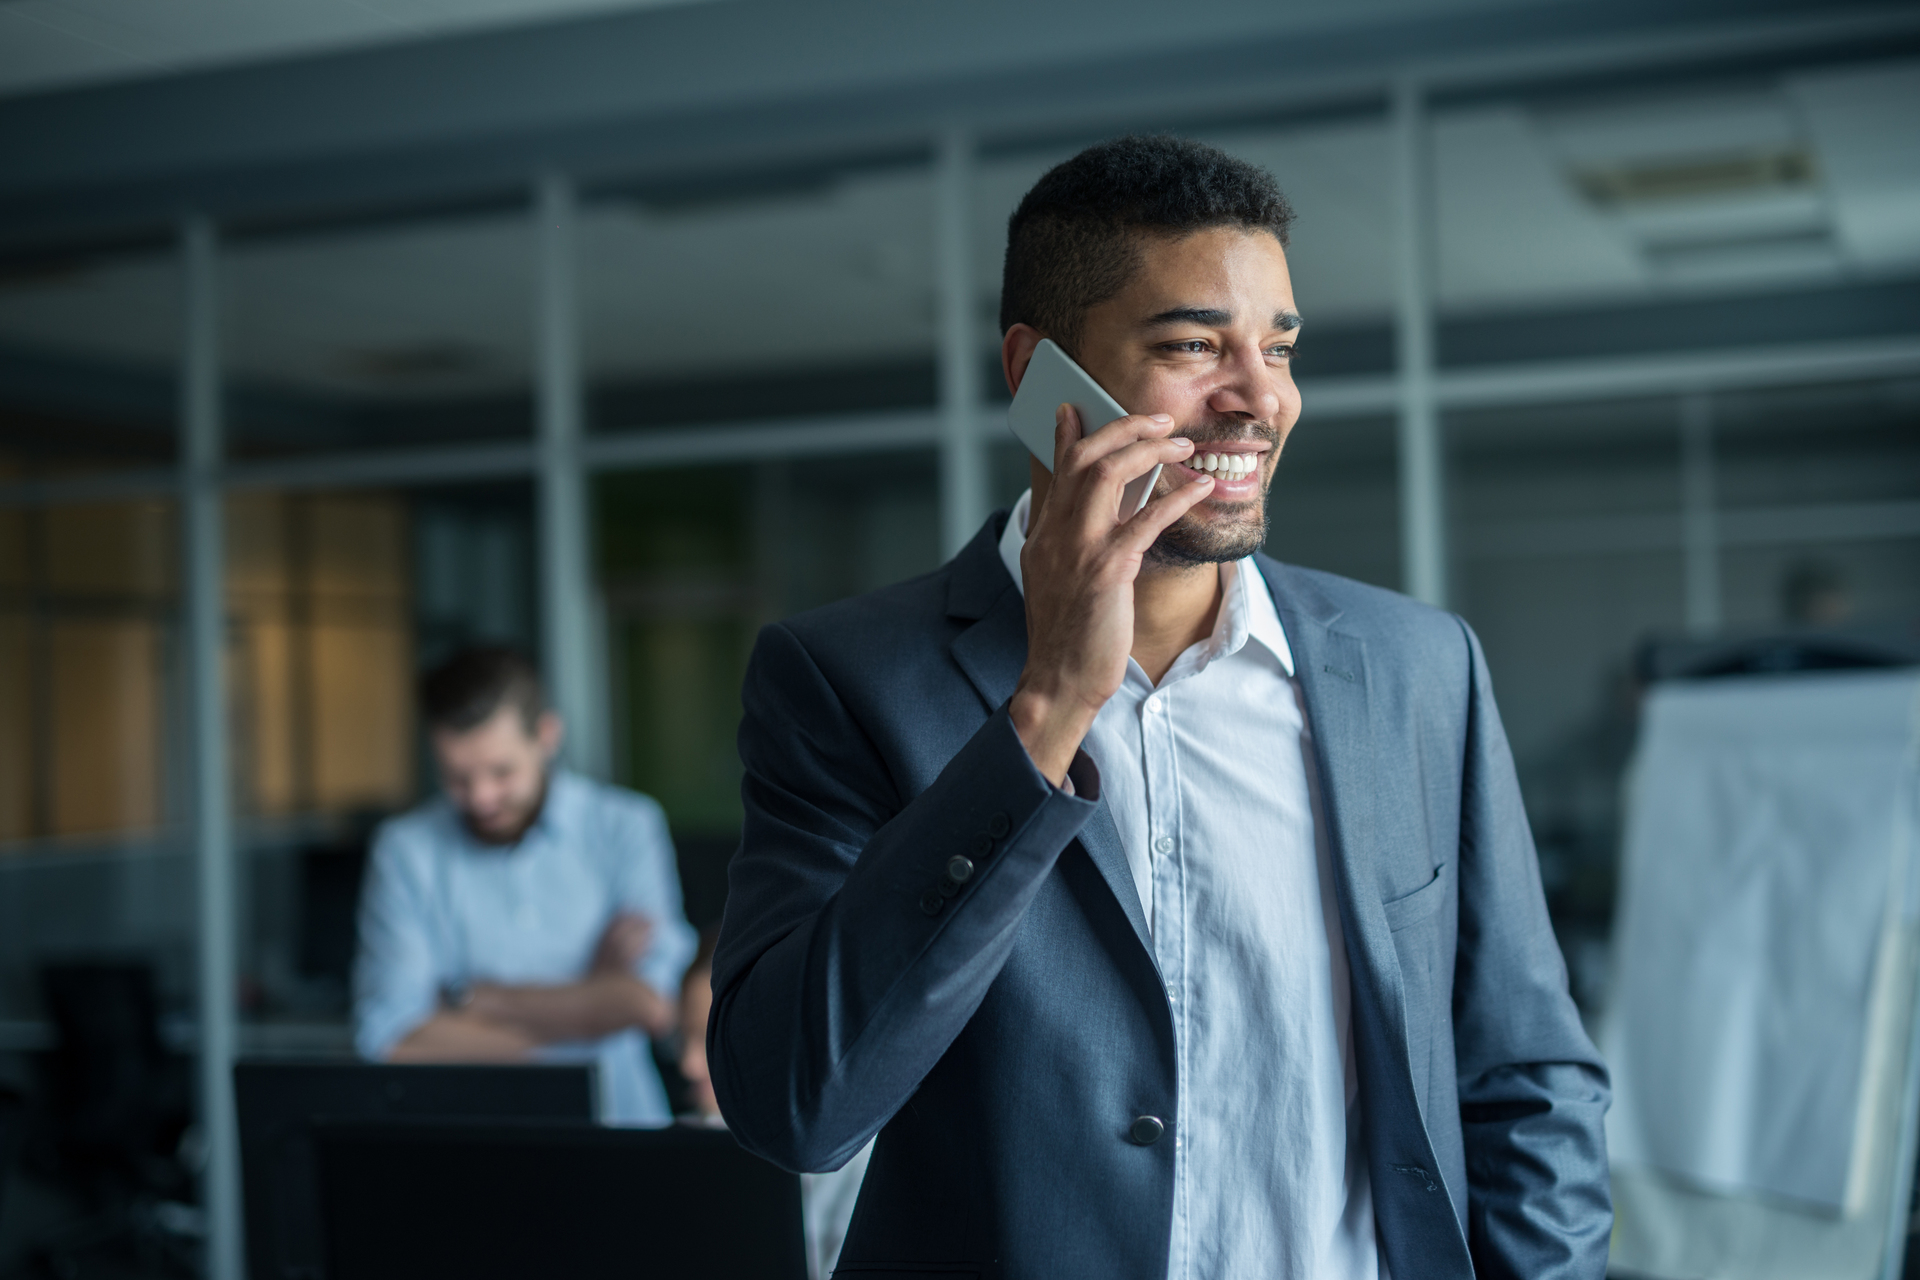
[1002,324,1045,398]
[535,710,564,762]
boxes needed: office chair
[30,960,197,1276]
[0,1084,26,1230]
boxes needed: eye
[1266,343,1296,361]
[1161,339,1213,355]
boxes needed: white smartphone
[1007,339,1161,518]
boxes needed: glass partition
[1712,378,1920,629]
[0,496,186,1033]
[223,209,535,459]
[581,165,938,436]
[0,499,178,847]
[0,244,179,477]
[597,452,940,926]
[226,489,416,822]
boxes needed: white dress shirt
[353,769,698,1125]
[1000,491,1384,1280]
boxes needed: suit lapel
[1259,560,1413,1087]
[1075,794,1154,957]
[949,585,1027,716]
[947,519,1156,961]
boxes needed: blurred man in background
[353,646,696,1125]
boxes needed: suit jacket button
[971,835,993,857]
[987,812,1011,838]
[919,890,945,916]
[946,855,975,884]
[1128,1116,1164,1146]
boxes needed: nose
[1207,343,1284,422]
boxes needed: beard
[1144,420,1280,569]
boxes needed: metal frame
[1393,77,1448,608]
[936,129,988,561]
[534,171,604,780]
[9,333,1918,511]
[179,214,242,1280]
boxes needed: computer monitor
[314,1121,806,1280]
[235,1061,596,1280]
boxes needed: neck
[1131,560,1223,685]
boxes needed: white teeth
[1195,452,1260,475]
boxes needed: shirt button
[1166,984,1178,1002]
[1153,836,1174,855]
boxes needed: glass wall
[0,245,180,478]
[0,499,179,846]
[579,165,939,435]
[223,209,535,458]
[226,489,416,823]
[597,452,942,927]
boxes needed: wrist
[1009,683,1096,788]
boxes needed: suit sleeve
[1451,619,1613,1280]
[708,620,1098,1173]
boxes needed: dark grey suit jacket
[711,511,1610,1280]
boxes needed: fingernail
[1171,438,1191,448]
[1150,414,1173,424]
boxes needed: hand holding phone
[1007,339,1162,518]
[1002,340,1211,786]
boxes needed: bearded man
[709,136,1609,1280]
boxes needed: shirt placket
[1142,684,1188,1280]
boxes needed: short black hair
[1000,135,1295,354]
[420,646,547,735]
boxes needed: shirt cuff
[1062,748,1100,801]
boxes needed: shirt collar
[998,488,1293,679]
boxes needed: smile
[1188,451,1258,478]
[1171,445,1269,493]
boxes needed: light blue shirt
[1001,491,1384,1279]
[352,768,698,1125]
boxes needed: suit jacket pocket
[1382,861,1448,933]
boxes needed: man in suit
[710,136,1609,1280]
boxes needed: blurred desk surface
[0,1018,354,1057]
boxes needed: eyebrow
[1141,306,1304,332]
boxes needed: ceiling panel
[1435,105,1646,310]
[1791,59,1920,269]
[0,0,711,100]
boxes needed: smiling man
[711,137,1609,1279]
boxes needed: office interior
[0,0,1918,1276]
